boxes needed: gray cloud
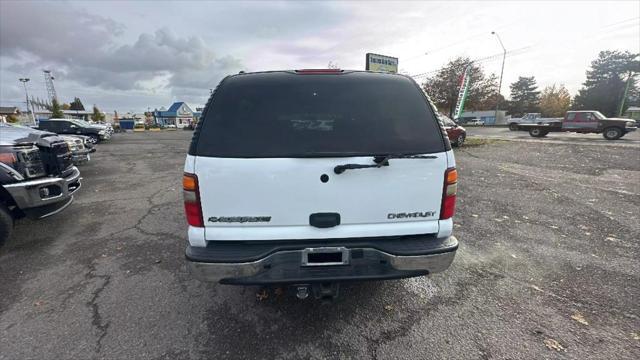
[2,1,637,112]
[0,2,123,57]
[0,1,242,101]
[0,1,351,109]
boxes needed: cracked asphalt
[1,130,638,359]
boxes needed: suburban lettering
[208,216,272,223]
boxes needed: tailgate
[196,155,446,241]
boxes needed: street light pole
[19,78,36,124]
[491,31,506,124]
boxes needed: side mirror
[70,124,77,128]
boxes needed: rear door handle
[309,212,341,228]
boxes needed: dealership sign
[365,53,398,73]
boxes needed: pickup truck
[0,124,81,246]
[508,113,561,131]
[59,135,96,165]
[515,110,637,140]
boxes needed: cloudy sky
[1,0,638,113]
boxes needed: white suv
[183,69,458,299]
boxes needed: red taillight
[295,69,343,74]
[0,152,17,165]
[184,202,204,227]
[183,173,203,227]
[440,168,457,220]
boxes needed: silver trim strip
[37,196,75,219]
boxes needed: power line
[409,46,531,79]
[599,16,639,29]
[402,18,526,63]
[408,15,638,81]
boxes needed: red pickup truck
[516,110,637,140]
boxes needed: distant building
[623,106,640,121]
[459,110,509,125]
[154,102,195,128]
[29,110,92,123]
[0,106,20,123]
[62,110,92,121]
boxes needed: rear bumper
[186,235,458,285]
[4,166,81,218]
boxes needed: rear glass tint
[194,72,446,157]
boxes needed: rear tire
[603,127,622,140]
[453,134,465,147]
[509,123,519,131]
[0,204,13,247]
[529,128,549,137]
[87,135,99,144]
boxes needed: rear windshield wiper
[334,154,437,174]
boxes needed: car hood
[0,124,62,146]
[63,134,90,140]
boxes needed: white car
[468,118,485,126]
[183,69,458,300]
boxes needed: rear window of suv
[193,71,447,158]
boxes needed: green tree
[69,97,85,111]
[539,84,571,117]
[422,57,499,118]
[507,76,540,117]
[91,105,105,122]
[573,50,639,116]
[50,98,64,118]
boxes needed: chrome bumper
[188,243,457,283]
[71,149,92,164]
[4,166,82,211]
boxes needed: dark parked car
[440,114,467,147]
[38,118,110,144]
[0,124,81,246]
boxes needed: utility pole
[618,72,635,117]
[492,31,506,124]
[43,70,58,102]
[19,78,36,124]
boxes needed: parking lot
[1,130,638,359]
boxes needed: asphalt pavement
[1,130,638,359]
